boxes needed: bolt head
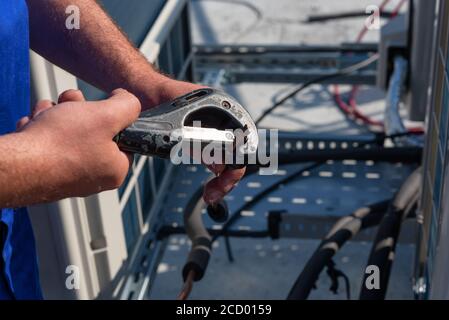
[222,101,231,109]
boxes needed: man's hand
[0,89,140,207]
[15,84,245,206]
[26,0,246,205]
[152,80,247,205]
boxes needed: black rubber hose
[257,147,422,167]
[287,200,391,300]
[158,226,270,239]
[182,187,212,282]
[359,167,422,300]
[306,11,394,23]
[207,199,229,223]
[212,162,325,242]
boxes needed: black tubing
[359,167,422,300]
[240,146,422,169]
[273,147,422,165]
[287,200,390,300]
[212,162,325,242]
[207,200,229,223]
[158,226,270,239]
[182,188,212,282]
[306,11,394,23]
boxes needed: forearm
[27,0,171,108]
[0,132,58,207]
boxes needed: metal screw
[222,101,231,109]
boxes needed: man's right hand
[1,88,140,207]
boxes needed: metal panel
[29,52,128,299]
[409,0,438,121]
[377,14,409,90]
[276,211,416,243]
[414,0,449,299]
[194,44,378,85]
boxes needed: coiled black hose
[287,200,391,300]
[359,167,422,300]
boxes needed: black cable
[287,199,390,300]
[255,54,379,125]
[305,11,394,23]
[157,226,270,239]
[359,167,422,300]
[326,259,351,300]
[272,146,422,165]
[224,236,235,263]
[211,162,325,242]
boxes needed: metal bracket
[275,212,417,244]
[194,44,378,85]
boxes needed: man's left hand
[151,79,247,205]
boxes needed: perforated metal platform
[159,132,416,238]
[119,132,418,300]
[116,0,420,300]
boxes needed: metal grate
[161,135,415,236]
[118,131,417,299]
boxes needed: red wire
[391,0,408,18]
[333,85,384,126]
[332,0,424,134]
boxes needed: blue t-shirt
[0,0,43,299]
